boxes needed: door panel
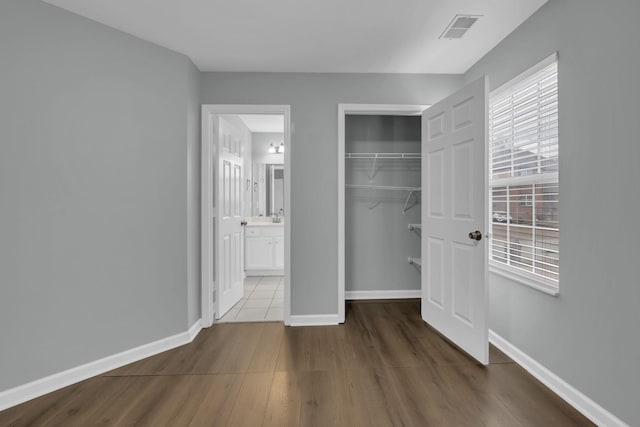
[216,116,245,319]
[421,76,489,364]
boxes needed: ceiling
[42,0,547,74]
[238,115,284,133]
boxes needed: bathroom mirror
[252,163,285,217]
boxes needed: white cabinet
[245,225,284,275]
[273,235,285,269]
[246,237,273,270]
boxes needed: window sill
[489,263,559,297]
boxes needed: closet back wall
[345,115,421,295]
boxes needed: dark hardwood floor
[0,301,592,426]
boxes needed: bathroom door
[215,116,245,319]
[421,76,489,364]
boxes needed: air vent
[439,15,482,39]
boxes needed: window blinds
[489,57,559,285]
[490,60,558,182]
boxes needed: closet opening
[338,80,490,363]
[338,104,427,323]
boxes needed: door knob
[241,220,247,226]
[468,230,482,241]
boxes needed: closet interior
[345,115,422,297]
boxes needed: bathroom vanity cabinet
[245,224,284,276]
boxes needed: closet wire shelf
[345,152,421,213]
[345,152,422,159]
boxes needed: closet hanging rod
[345,152,422,159]
[346,184,421,191]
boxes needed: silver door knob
[468,230,482,241]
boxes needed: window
[489,54,559,294]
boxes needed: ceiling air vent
[439,15,482,39]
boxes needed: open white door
[214,116,245,319]
[421,76,489,365]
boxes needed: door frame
[337,104,428,323]
[202,104,292,327]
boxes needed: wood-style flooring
[0,301,592,426]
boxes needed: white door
[421,76,489,364]
[215,116,245,319]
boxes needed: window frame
[488,53,560,296]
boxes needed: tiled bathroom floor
[216,276,284,323]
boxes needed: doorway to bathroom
[201,105,291,327]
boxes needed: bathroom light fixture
[268,141,284,154]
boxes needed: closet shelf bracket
[408,257,422,267]
[402,190,420,214]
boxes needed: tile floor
[216,275,284,323]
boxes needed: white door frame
[202,104,292,327]
[337,104,428,323]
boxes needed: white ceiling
[42,0,547,74]
[238,115,284,133]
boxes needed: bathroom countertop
[245,221,284,227]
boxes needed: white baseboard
[289,314,339,326]
[245,270,284,276]
[489,330,628,427]
[345,290,421,300]
[0,319,204,412]
[188,319,203,341]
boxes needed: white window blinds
[489,55,559,288]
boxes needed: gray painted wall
[0,0,197,391]
[464,0,640,424]
[345,116,421,293]
[201,73,463,315]
[186,61,201,327]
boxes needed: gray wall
[186,61,201,327]
[345,116,421,293]
[464,0,640,424]
[0,0,197,391]
[201,73,463,315]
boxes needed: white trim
[0,321,203,412]
[289,314,340,327]
[491,52,558,99]
[489,172,558,187]
[338,104,428,324]
[339,104,428,116]
[489,330,628,427]
[345,290,421,300]
[489,263,559,296]
[188,319,203,341]
[201,105,292,327]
